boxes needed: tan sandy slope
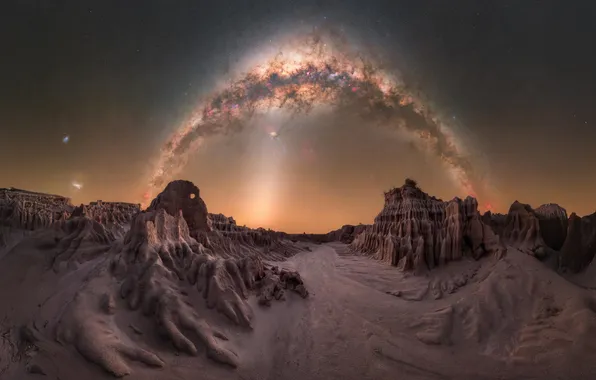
[2,237,596,379]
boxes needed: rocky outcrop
[146,184,301,259]
[481,211,506,238]
[287,224,369,244]
[326,224,368,243]
[0,188,72,231]
[534,204,568,251]
[146,180,211,238]
[499,201,548,257]
[208,213,238,232]
[350,179,505,273]
[71,201,140,236]
[0,188,141,246]
[0,188,73,248]
[27,204,309,377]
[482,202,567,257]
[1,181,309,377]
[560,212,596,272]
[45,216,117,272]
[72,201,140,225]
[206,222,301,260]
[482,201,596,272]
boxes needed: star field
[1,0,595,232]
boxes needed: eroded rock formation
[560,212,596,272]
[147,180,212,237]
[204,211,301,259]
[482,202,568,258]
[0,188,143,248]
[325,224,368,244]
[0,188,73,248]
[286,224,369,244]
[50,206,308,375]
[481,211,506,238]
[145,181,303,260]
[350,179,505,272]
[208,213,239,232]
[499,201,548,257]
[71,201,140,237]
[1,181,309,378]
[0,188,72,231]
[534,204,568,251]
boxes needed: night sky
[1,0,595,233]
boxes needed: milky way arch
[146,31,489,207]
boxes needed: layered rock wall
[560,212,596,272]
[208,213,239,232]
[0,188,72,231]
[71,201,140,233]
[326,224,368,243]
[289,224,369,244]
[350,179,504,272]
[535,204,568,251]
[148,182,301,258]
[482,200,596,273]
[499,201,548,257]
[482,202,568,259]
[0,188,143,247]
[5,184,309,377]
[147,180,212,237]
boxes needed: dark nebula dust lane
[147,30,489,208]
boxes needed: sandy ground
[2,241,596,380]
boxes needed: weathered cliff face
[208,213,239,232]
[481,201,596,273]
[71,201,140,236]
[146,185,300,259]
[534,204,568,251]
[481,211,506,238]
[0,188,74,248]
[2,193,308,377]
[205,214,301,259]
[147,180,212,238]
[349,179,505,273]
[481,202,567,258]
[0,188,72,231]
[0,181,301,263]
[0,188,143,249]
[499,201,548,257]
[560,212,596,272]
[327,224,368,243]
[0,189,136,252]
[292,224,369,244]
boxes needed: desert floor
[3,242,595,380]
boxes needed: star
[62,135,70,144]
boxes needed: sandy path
[5,242,585,380]
[235,243,513,380]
